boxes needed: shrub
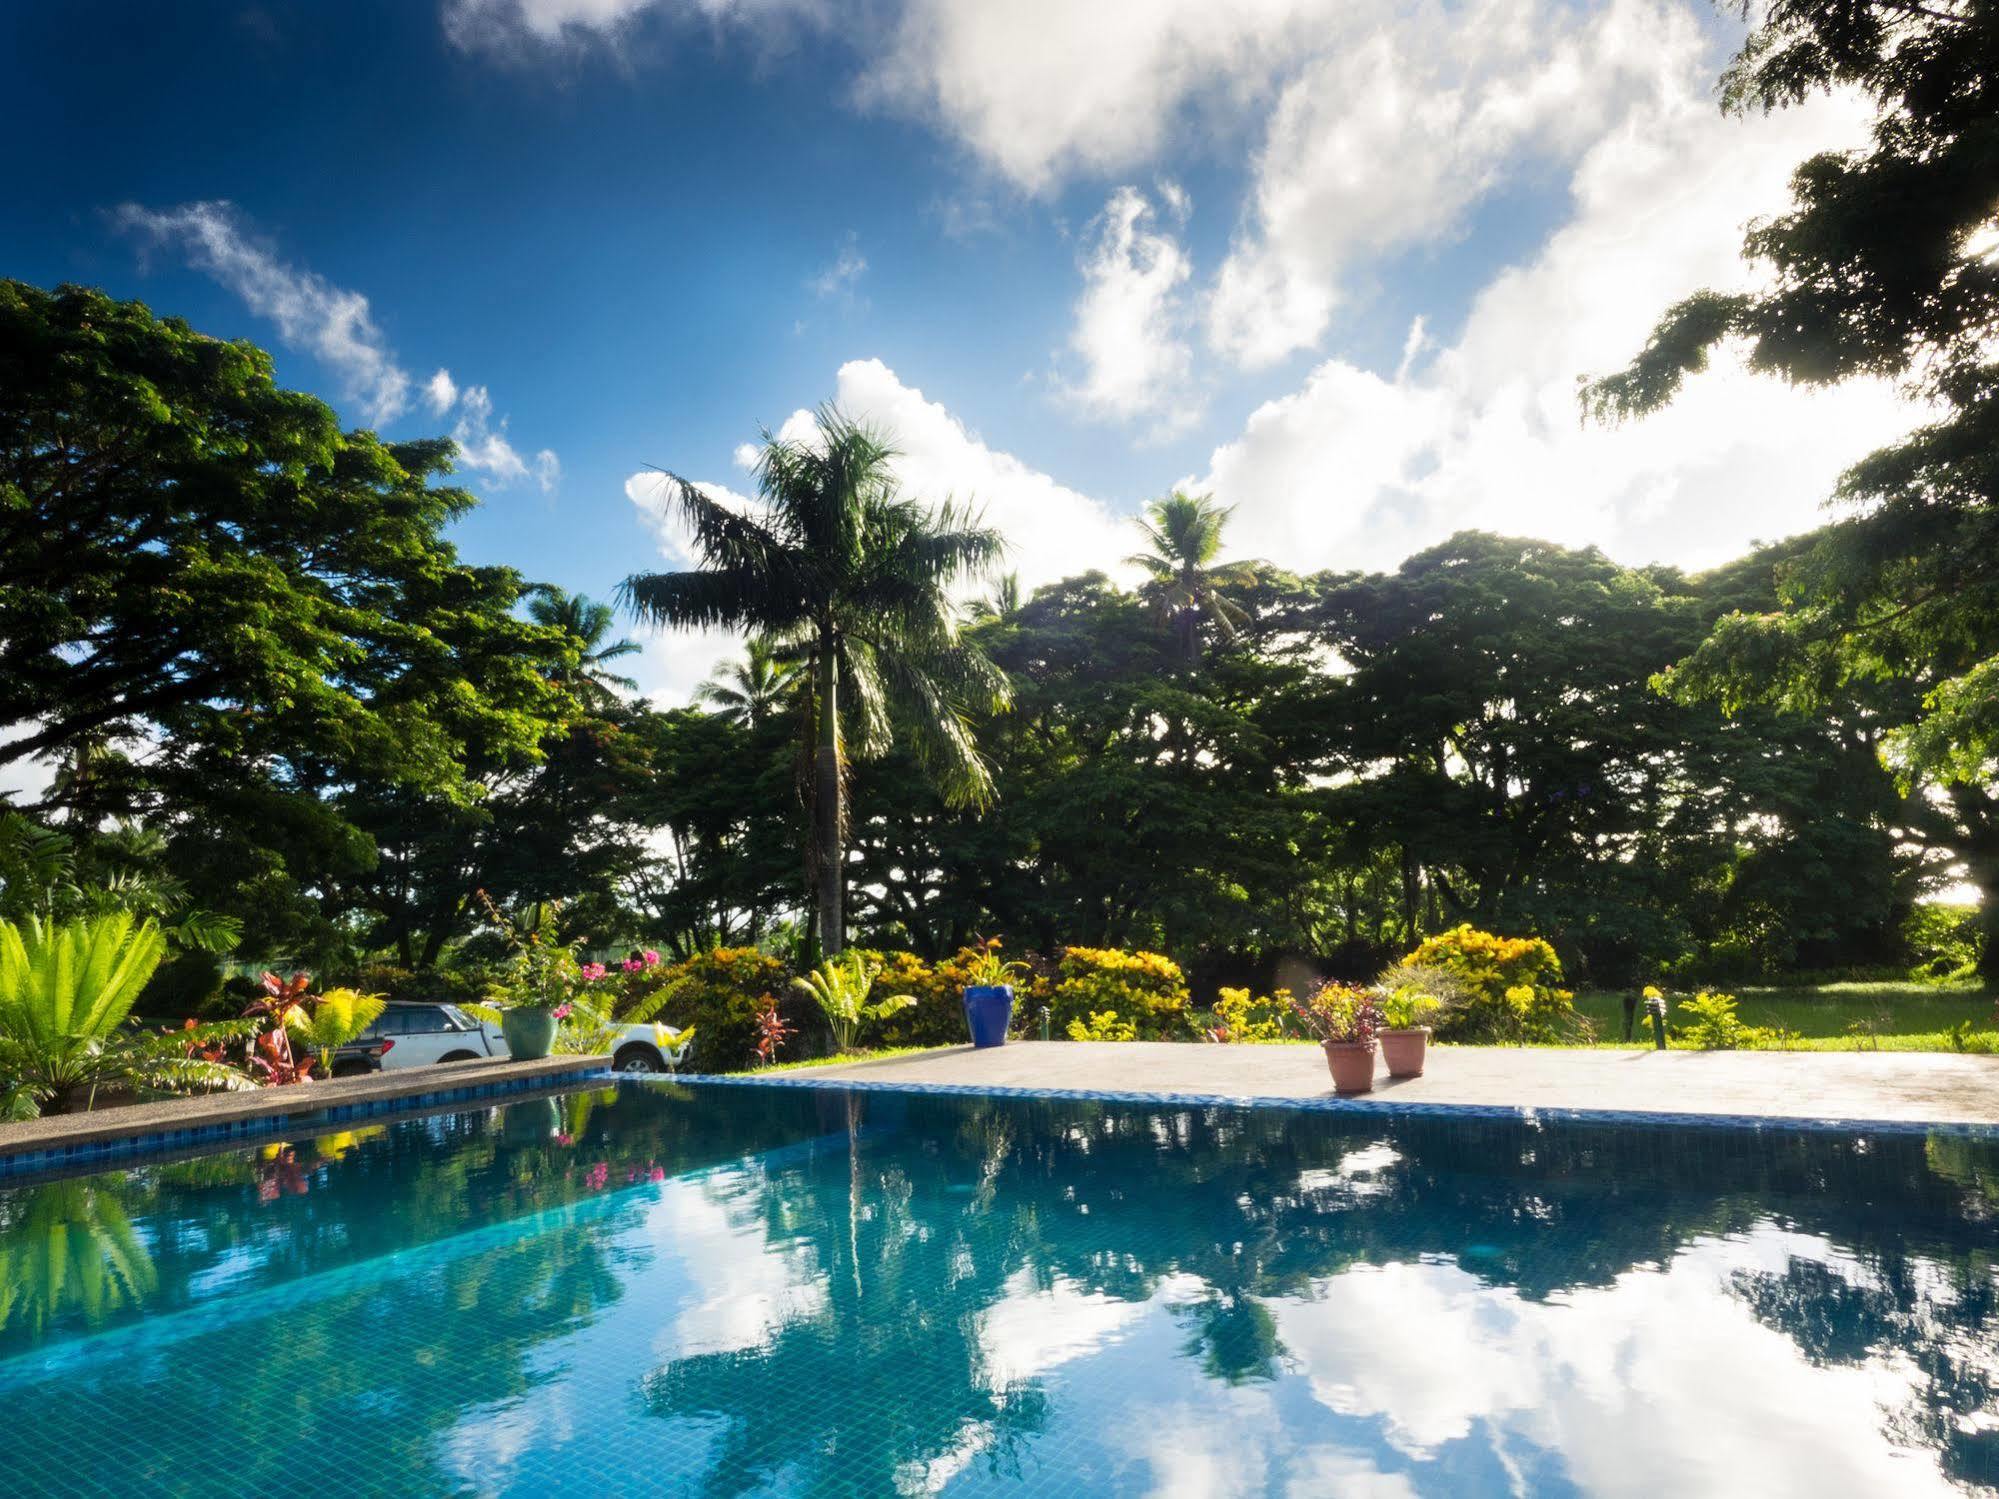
[1202,988,1299,1043]
[1066,1009,1137,1042]
[639,948,791,1072]
[1679,990,1762,1051]
[1051,947,1190,1039]
[1400,925,1577,1043]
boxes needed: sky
[2,0,1916,702]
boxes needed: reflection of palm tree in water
[0,1179,158,1340]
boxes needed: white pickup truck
[334,1001,693,1075]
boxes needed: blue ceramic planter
[962,985,1015,1048]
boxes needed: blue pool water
[0,1081,1994,1497]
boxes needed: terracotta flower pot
[1322,1040,1377,1095]
[1378,1026,1431,1078]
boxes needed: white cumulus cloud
[1058,185,1199,435]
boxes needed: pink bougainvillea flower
[621,958,642,973]
[642,949,661,966]
[552,1002,572,1020]
[579,963,607,982]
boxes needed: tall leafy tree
[0,280,568,813]
[620,409,1009,953]
[1125,491,1259,664]
[1584,0,1999,975]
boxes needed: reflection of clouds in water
[1270,1228,1956,1497]
[1298,1142,1404,1198]
[646,1174,827,1357]
[1107,1387,1417,1499]
[975,1268,1166,1388]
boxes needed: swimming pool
[0,1080,1993,1496]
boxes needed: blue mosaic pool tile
[669,1069,1999,1140]
[0,1065,610,1180]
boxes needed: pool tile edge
[666,1071,1999,1138]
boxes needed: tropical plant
[752,994,795,1066]
[285,987,388,1076]
[0,913,248,1115]
[0,1180,158,1338]
[791,951,916,1053]
[1125,491,1260,664]
[1290,983,1382,1047]
[695,639,800,730]
[242,971,316,1086]
[962,942,1029,989]
[620,407,1011,953]
[526,587,642,709]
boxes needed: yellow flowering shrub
[1066,1009,1137,1042]
[1402,925,1577,1043]
[1051,947,1191,1039]
[1203,988,1300,1043]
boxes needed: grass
[1570,981,1998,1053]
[759,1045,947,1073]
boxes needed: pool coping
[0,1056,610,1180]
[667,1070,1999,1138]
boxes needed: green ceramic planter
[500,1004,560,1061]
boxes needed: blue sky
[2,0,1914,699]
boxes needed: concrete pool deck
[757,1042,1999,1127]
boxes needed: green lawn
[1571,981,1998,1052]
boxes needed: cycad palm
[620,407,1010,953]
[695,639,799,730]
[527,588,641,709]
[1125,491,1259,664]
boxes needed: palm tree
[1125,491,1260,664]
[695,639,799,730]
[527,588,641,709]
[620,408,1010,954]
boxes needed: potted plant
[1376,989,1440,1078]
[1291,982,1382,1094]
[475,890,584,1062]
[961,944,1028,1049]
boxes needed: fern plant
[0,913,249,1114]
[791,951,916,1053]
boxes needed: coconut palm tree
[1125,491,1260,664]
[695,639,799,730]
[620,407,1009,954]
[527,588,641,709]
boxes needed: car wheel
[437,1050,481,1064]
[330,1060,372,1078]
[613,1044,665,1075]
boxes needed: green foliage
[1582,3,1999,978]
[0,913,248,1114]
[791,951,917,1053]
[1402,926,1578,1044]
[1064,1010,1137,1042]
[1049,947,1191,1040]
[642,948,790,1072]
